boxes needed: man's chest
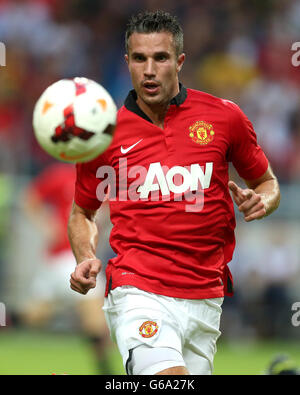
[109,110,230,170]
[100,111,231,201]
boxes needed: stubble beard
[138,86,173,112]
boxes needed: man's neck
[136,98,169,129]
[136,83,180,129]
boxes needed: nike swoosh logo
[121,139,143,154]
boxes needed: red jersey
[75,85,268,299]
[29,163,76,257]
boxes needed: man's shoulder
[116,104,138,122]
[186,88,240,112]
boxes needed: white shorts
[103,286,223,375]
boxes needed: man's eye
[156,54,167,61]
[134,55,144,61]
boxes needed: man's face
[125,32,185,108]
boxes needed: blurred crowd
[0,0,300,341]
[0,0,300,180]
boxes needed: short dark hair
[125,10,184,56]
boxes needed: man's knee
[155,365,189,375]
[126,344,187,375]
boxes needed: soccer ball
[33,77,117,163]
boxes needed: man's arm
[228,164,280,222]
[68,202,102,294]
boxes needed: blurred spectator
[226,221,300,339]
[240,78,299,183]
[0,174,13,296]
[20,162,113,374]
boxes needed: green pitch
[0,329,299,375]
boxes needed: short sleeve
[29,163,75,202]
[225,100,269,180]
[75,154,109,211]
[29,168,55,200]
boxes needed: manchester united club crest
[189,121,215,145]
[139,321,159,338]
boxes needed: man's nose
[144,59,156,78]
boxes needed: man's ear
[125,54,129,65]
[177,53,185,73]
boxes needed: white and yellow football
[33,77,117,163]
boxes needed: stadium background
[0,0,300,375]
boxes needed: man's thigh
[183,297,223,375]
[103,287,223,375]
[103,286,185,374]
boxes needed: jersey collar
[124,83,187,123]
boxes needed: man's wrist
[258,193,276,218]
[76,255,98,265]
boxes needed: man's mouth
[142,81,160,95]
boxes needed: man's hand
[228,180,266,222]
[70,258,102,295]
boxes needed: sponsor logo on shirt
[189,121,215,145]
[96,160,213,212]
[137,162,213,199]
